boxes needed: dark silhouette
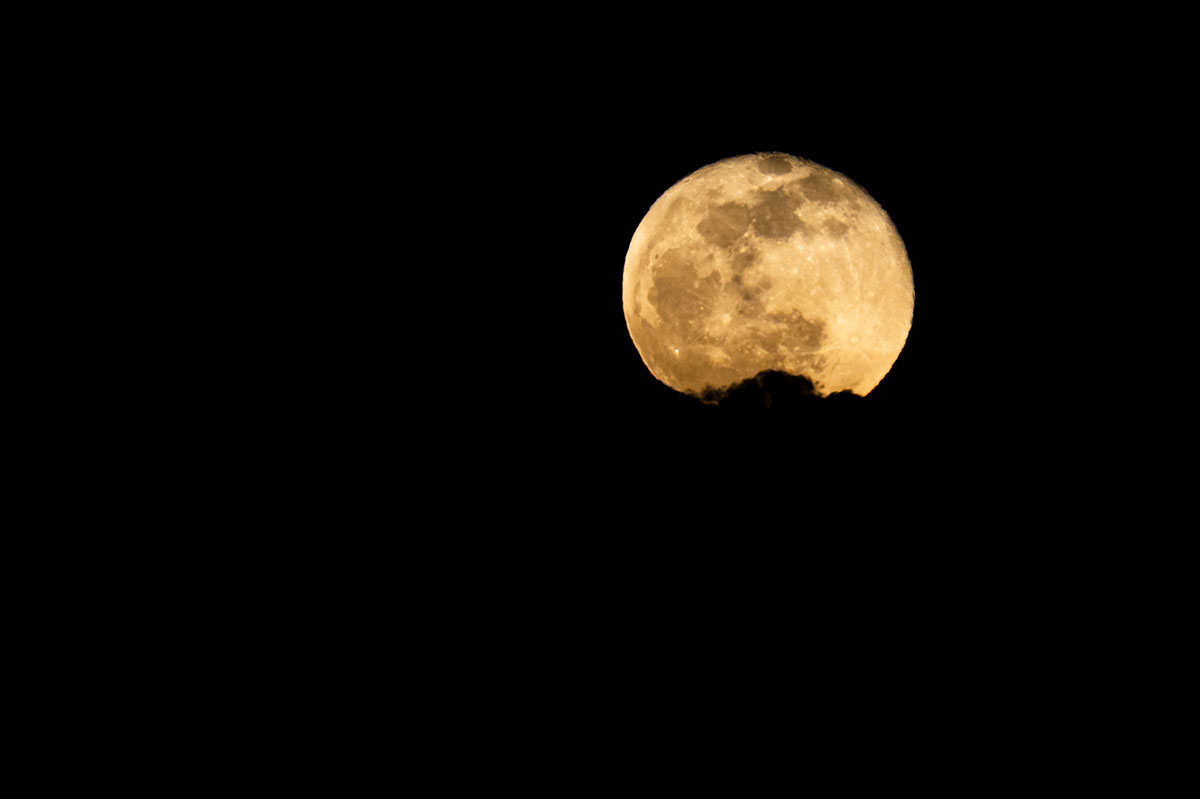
[694,370,864,413]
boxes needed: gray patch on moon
[757,154,794,175]
[750,187,808,240]
[737,297,765,318]
[798,173,848,204]
[727,271,769,317]
[729,245,759,274]
[696,202,751,247]
[661,195,685,220]
[753,326,785,352]
[737,276,768,301]
[768,309,826,349]
[822,218,851,237]
[648,247,723,335]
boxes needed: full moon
[622,153,914,399]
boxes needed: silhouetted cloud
[694,370,863,413]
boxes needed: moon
[622,153,914,399]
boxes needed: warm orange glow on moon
[622,153,914,398]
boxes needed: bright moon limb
[622,153,914,399]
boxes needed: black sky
[67,9,1176,717]
[203,11,1180,648]
[343,18,1141,528]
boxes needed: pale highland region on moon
[622,153,914,398]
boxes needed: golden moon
[622,153,914,398]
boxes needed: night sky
[199,14,1172,700]
[90,11,1172,740]
[369,19,1126,540]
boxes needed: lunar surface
[622,153,914,399]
